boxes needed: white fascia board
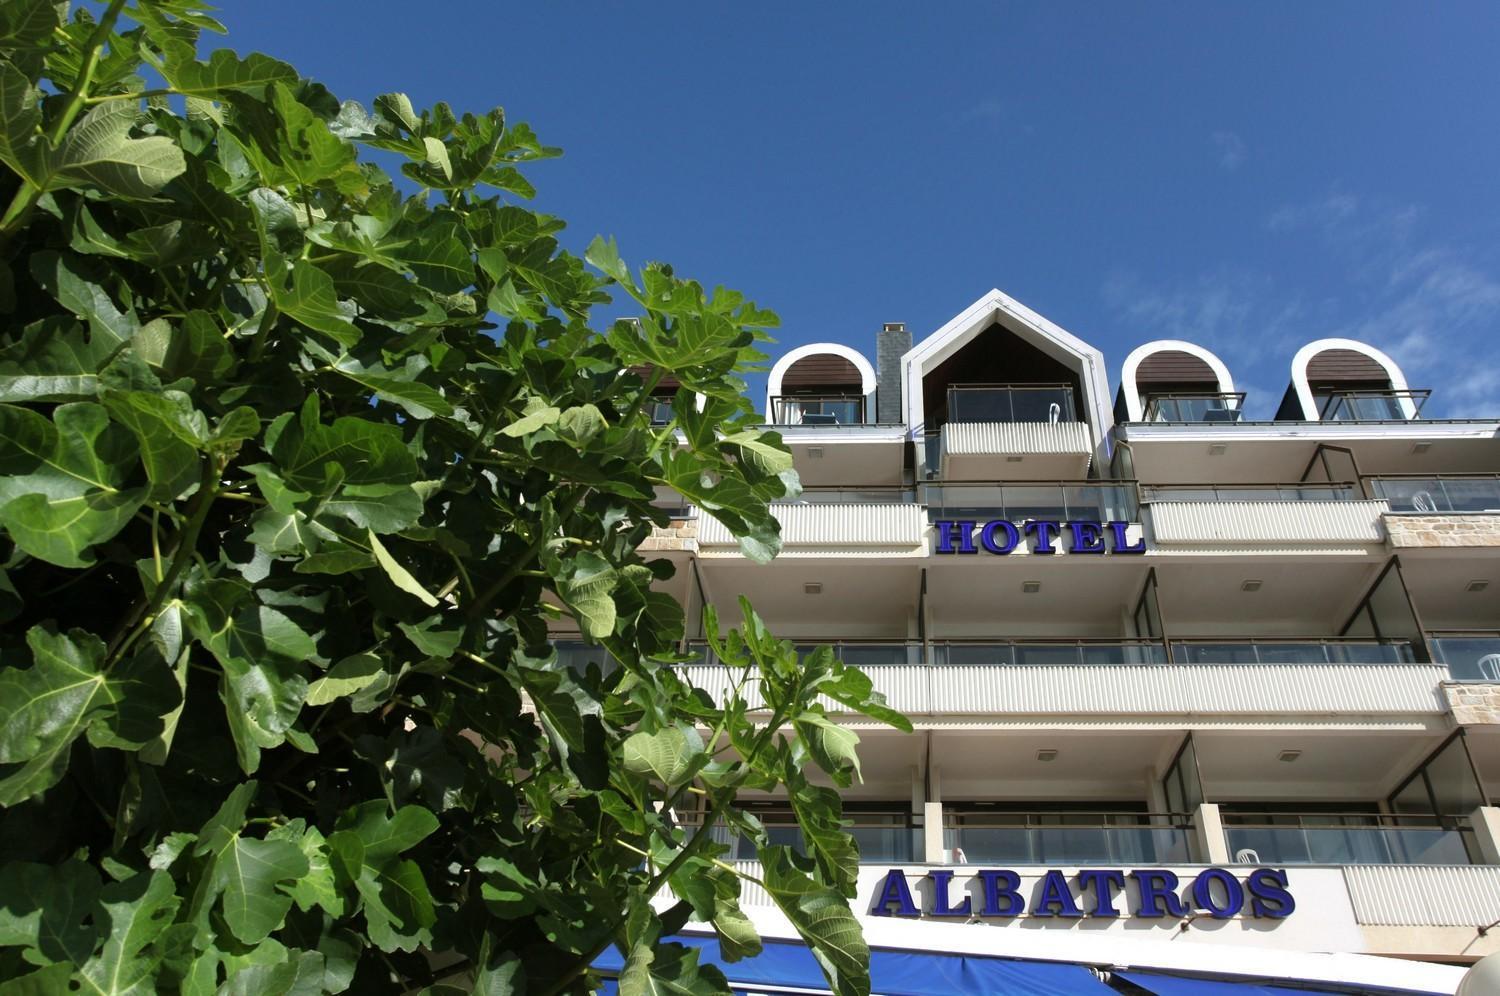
[769,425,910,445]
[710,906,1468,995]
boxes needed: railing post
[1192,803,1231,864]
[923,801,945,864]
[1469,806,1500,865]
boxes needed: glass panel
[1225,826,1471,865]
[1389,773,1435,816]
[648,398,674,426]
[1178,738,1203,812]
[839,643,918,668]
[1365,562,1424,652]
[1370,478,1500,514]
[1425,737,1485,815]
[946,822,1190,865]
[1434,636,1500,681]
[1002,486,1068,521]
[948,386,1076,424]
[772,396,863,426]
[1012,644,1083,667]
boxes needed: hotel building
[597,289,1500,993]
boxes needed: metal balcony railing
[943,812,1193,865]
[1431,634,1500,682]
[1316,389,1430,422]
[1142,482,1359,503]
[769,394,864,426]
[1143,392,1246,423]
[1222,813,1476,866]
[924,482,1140,522]
[1366,475,1500,514]
[946,384,1077,424]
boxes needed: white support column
[1192,803,1230,864]
[923,802,945,864]
[1470,806,1500,865]
[1145,766,1169,817]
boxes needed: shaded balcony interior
[769,351,869,426]
[920,323,1087,431]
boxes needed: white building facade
[609,290,1500,994]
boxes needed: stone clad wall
[1384,514,1500,548]
[1444,682,1500,725]
[638,518,698,552]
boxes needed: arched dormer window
[1117,341,1239,423]
[766,344,876,426]
[1282,339,1423,421]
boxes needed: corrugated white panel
[698,502,925,548]
[1344,865,1500,926]
[940,421,1092,457]
[678,664,1447,716]
[1150,500,1389,545]
[730,860,771,908]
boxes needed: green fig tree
[0,2,909,993]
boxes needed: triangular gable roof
[899,289,1114,462]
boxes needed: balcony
[696,499,927,557]
[1143,483,1389,547]
[769,394,864,427]
[1223,813,1476,866]
[1315,389,1430,422]
[931,385,1092,479]
[680,639,1446,718]
[944,811,1192,865]
[1143,392,1246,423]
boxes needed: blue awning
[1115,969,1443,996]
[594,934,1114,994]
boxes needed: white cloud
[1211,131,1247,171]
[1105,191,1500,419]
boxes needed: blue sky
[217,4,1500,418]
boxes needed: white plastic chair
[1477,655,1500,681]
[1234,848,1261,864]
[1048,402,1061,424]
[1412,490,1438,513]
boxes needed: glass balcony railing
[1143,393,1246,423]
[769,395,864,426]
[706,810,917,863]
[925,482,1139,522]
[1367,476,1500,514]
[776,487,916,505]
[1432,635,1500,682]
[944,812,1193,865]
[1223,814,1475,865]
[684,638,1417,670]
[1169,639,1414,665]
[947,384,1077,424]
[1141,483,1358,503]
[933,641,1170,667]
[1315,389,1429,422]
